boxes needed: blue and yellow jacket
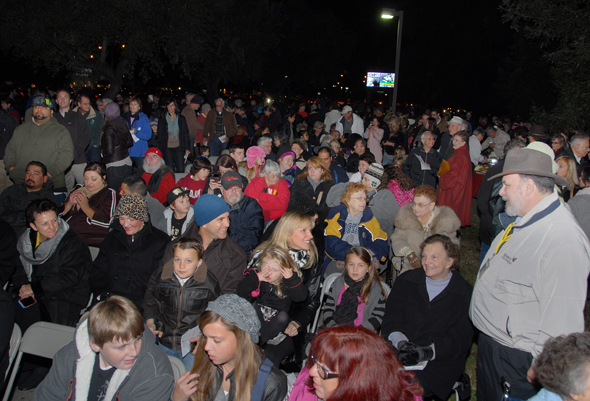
[323,204,389,271]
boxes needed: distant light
[178,87,181,90]
[381,8,395,19]
[90,55,94,58]
[121,44,125,48]
[98,46,102,49]
[267,98,272,103]
[340,74,343,77]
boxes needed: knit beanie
[114,194,149,222]
[104,102,120,119]
[246,146,267,169]
[365,163,384,189]
[205,294,261,343]
[194,194,230,226]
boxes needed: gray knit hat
[205,294,261,343]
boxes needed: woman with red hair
[288,325,423,401]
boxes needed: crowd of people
[1,88,590,401]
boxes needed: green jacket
[5,118,74,189]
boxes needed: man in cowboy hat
[470,148,590,401]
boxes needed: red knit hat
[144,147,163,159]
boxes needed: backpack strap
[251,358,274,401]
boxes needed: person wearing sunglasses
[287,325,423,401]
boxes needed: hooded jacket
[34,317,175,401]
[101,117,133,165]
[228,194,265,257]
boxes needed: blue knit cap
[194,194,230,226]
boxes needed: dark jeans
[477,333,539,401]
[85,145,101,163]
[131,157,144,171]
[209,135,226,156]
[163,147,185,173]
[107,164,133,192]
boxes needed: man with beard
[135,148,176,205]
[0,161,58,235]
[5,96,74,194]
[470,148,590,401]
[220,171,264,257]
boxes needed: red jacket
[244,177,290,222]
[437,145,472,226]
[142,171,176,205]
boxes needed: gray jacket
[34,318,175,401]
[470,191,590,357]
[323,274,387,332]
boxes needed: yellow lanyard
[494,222,516,255]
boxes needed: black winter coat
[228,195,264,257]
[157,113,190,152]
[287,178,335,226]
[0,181,58,235]
[89,220,170,312]
[143,259,220,352]
[13,228,91,326]
[403,147,443,188]
[101,117,133,164]
[381,268,474,400]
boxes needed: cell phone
[18,296,37,308]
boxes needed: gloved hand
[406,252,421,270]
[397,341,434,366]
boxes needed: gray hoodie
[34,317,175,401]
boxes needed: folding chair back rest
[5,324,21,380]
[167,355,186,381]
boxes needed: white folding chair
[3,322,75,401]
[167,355,187,381]
[4,324,21,381]
[310,273,341,334]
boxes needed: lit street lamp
[381,7,403,114]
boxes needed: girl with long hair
[172,295,287,401]
[322,247,388,332]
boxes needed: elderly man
[160,194,247,294]
[403,131,442,188]
[335,105,364,136]
[75,94,104,164]
[258,136,275,161]
[135,148,176,205]
[470,148,590,401]
[564,133,590,177]
[54,89,90,190]
[438,116,464,160]
[0,161,58,235]
[5,96,74,193]
[482,125,511,159]
[220,171,264,256]
[203,98,237,156]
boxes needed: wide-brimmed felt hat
[488,148,568,187]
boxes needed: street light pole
[382,8,403,115]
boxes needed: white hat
[342,105,353,114]
[448,116,464,126]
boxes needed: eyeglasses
[351,196,367,202]
[412,201,432,208]
[310,354,339,380]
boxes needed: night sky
[1,0,536,117]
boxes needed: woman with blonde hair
[556,155,579,201]
[172,295,287,401]
[246,212,321,367]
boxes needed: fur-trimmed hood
[394,204,461,234]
